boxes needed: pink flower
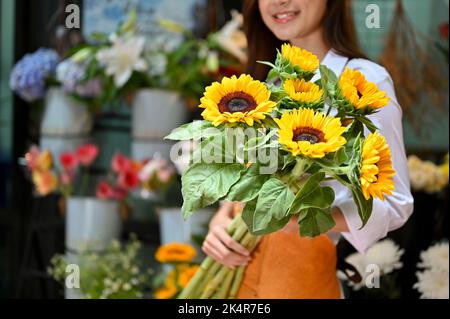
[59,152,79,171]
[117,169,139,190]
[76,144,99,166]
[114,187,128,201]
[25,145,41,171]
[112,153,131,173]
[96,181,115,200]
[60,171,75,186]
[157,167,175,183]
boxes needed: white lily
[214,10,247,63]
[96,36,147,87]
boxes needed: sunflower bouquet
[165,44,395,298]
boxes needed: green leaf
[164,120,217,141]
[181,163,245,218]
[354,115,379,133]
[288,172,325,214]
[343,120,364,140]
[351,186,373,228]
[253,178,295,231]
[291,186,335,212]
[319,65,338,101]
[225,163,271,202]
[242,199,291,236]
[298,207,336,237]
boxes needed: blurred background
[0,0,448,299]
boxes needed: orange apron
[233,204,341,299]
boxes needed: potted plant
[10,48,94,158]
[48,236,153,299]
[24,143,124,253]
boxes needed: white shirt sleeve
[332,59,414,254]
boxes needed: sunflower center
[218,92,257,113]
[293,127,325,144]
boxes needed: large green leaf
[164,120,217,141]
[298,207,336,237]
[288,172,325,214]
[242,198,291,236]
[225,163,271,202]
[252,178,295,231]
[181,163,245,218]
[290,186,335,213]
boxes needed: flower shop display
[165,44,396,298]
[414,241,449,299]
[340,239,404,298]
[10,48,94,158]
[130,16,244,161]
[152,243,199,299]
[97,153,177,223]
[48,236,152,299]
[24,144,123,252]
[408,153,449,194]
[10,48,60,103]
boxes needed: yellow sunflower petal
[360,132,396,200]
[276,108,346,158]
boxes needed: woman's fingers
[213,226,250,256]
[202,229,251,267]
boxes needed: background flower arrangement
[48,236,152,299]
[340,239,404,299]
[408,153,449,193]
[9,48,60,103]
[24,143,99,197]
[152,242,200,299]
[414,241,449,299]
[58,11,245,112]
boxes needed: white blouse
[317,50,414,254]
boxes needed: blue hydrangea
[56,59,101,98]
[10,48,60,102]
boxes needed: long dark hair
[243,0,367,80]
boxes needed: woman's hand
[202,202,251,269]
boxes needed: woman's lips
[272,11,300,24]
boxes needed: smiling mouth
[272,11,300,24]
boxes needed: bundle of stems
[178,215,259,299]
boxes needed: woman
[201,0,414,299]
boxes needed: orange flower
[178,265,200,288]
[32,170,58,196]
[155,243,197,263]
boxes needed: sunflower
[275,108,346,158]
[339,67,390,110]
[154,279,178,299]
[177,265,200,288]
[199,74,277,127]
[155,242,197,263]
[283,78,323,106]
[281,43,320,74]
[360,132,395,200]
